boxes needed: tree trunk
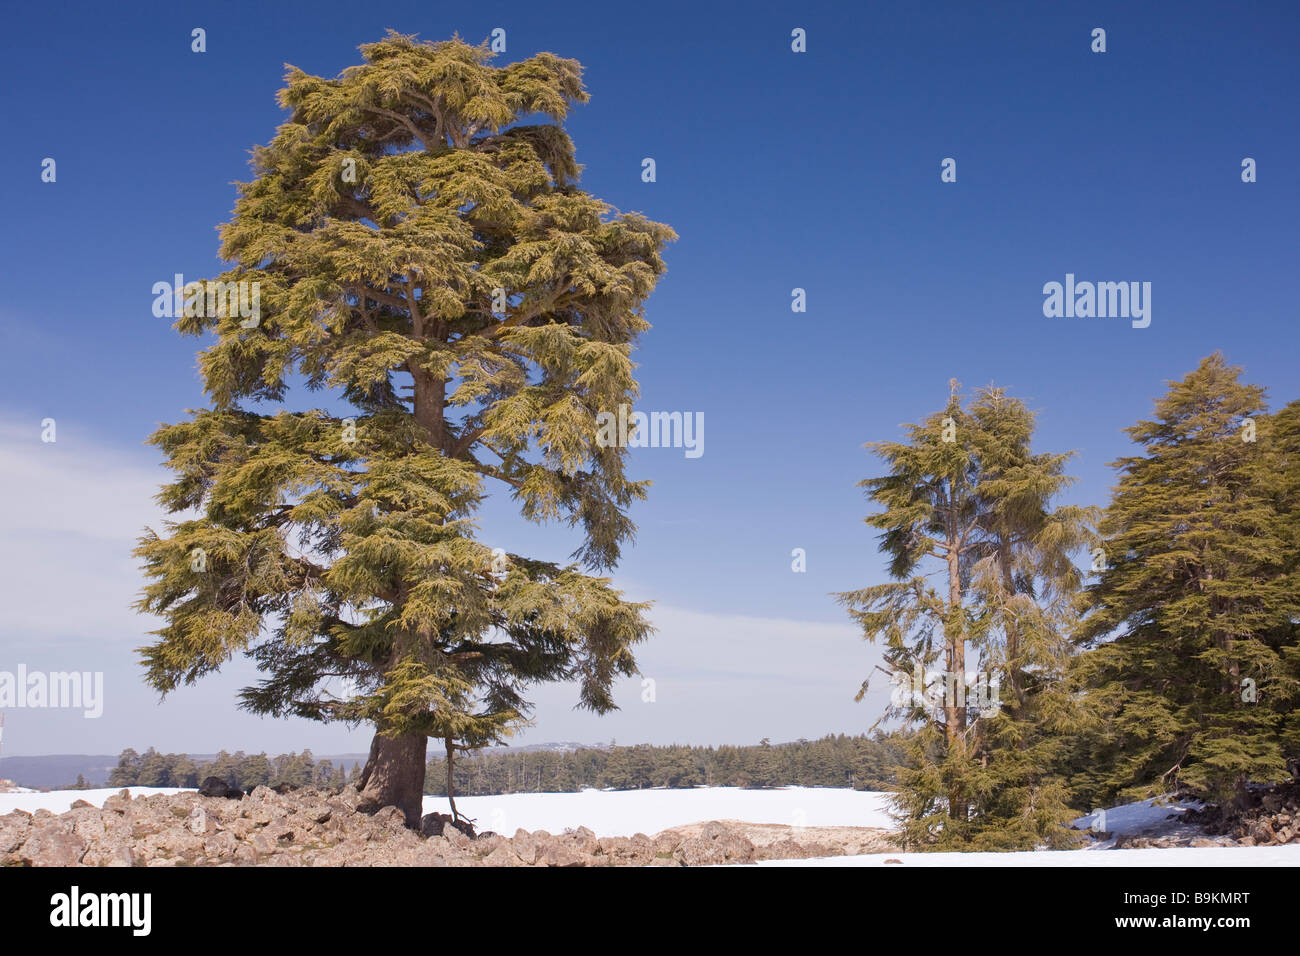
[445,737,461,823]
[946,545,967,822]
[357,731,428,828]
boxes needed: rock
[474,834,505,853]
[102,790,133,813]
[539,843,587,867]
[198,777,243,799]
[884,858,903,864]
[19,829,87,867]
[510,831,539,865]
[249,832,276,857]
[328,787,362,813]
[756,838,810,861]
[0,813,31,855]
[482,844,519,867]
[671,823,755,866]
[70,799,94,810]
[70,809,106,843]
[443,825,472,850]
[107,846,134,867]
[268,824,297,845]
[421,812,451,837]
[564,826,599,855]
[652,832,682,857]
[370,806,408,834]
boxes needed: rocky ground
[1094,782,1300,850]
[0,784,895,867]
[1174,781,1300,848]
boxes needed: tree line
[105,748,359,791]
[99,733,906,795]
[422,733,908,796]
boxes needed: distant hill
[0,755,122,790]
[0,753,367,789]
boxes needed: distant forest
[103,748,358,791]
[101,733,907,795]
[424,733,907,795]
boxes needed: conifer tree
[838,383,1091,848]
[958,388,1095,848]
[135,32,675,825]
[1072,355,1300,809]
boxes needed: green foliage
[1071,354,1300,807]
[839,384,1094,850]
[135,33,675,758]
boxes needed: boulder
[197,777,243,799]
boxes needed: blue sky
[1,0,1296,756]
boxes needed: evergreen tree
[1072,354,1300,808]
[137,748,175,787]
[173,756,200,788]
[207,750,238,787]
[241,753,274,790]
[955,387,1094,849]
[601,746,634,790]
[838,383,1091,848]
[108,748,142,787]
[134,32,674,825]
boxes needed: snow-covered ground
[1070,796,1205,848]
[3,785,1295,865]
[758,845,1300,866]
[420,786,896,837]
[0,787,188,815]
